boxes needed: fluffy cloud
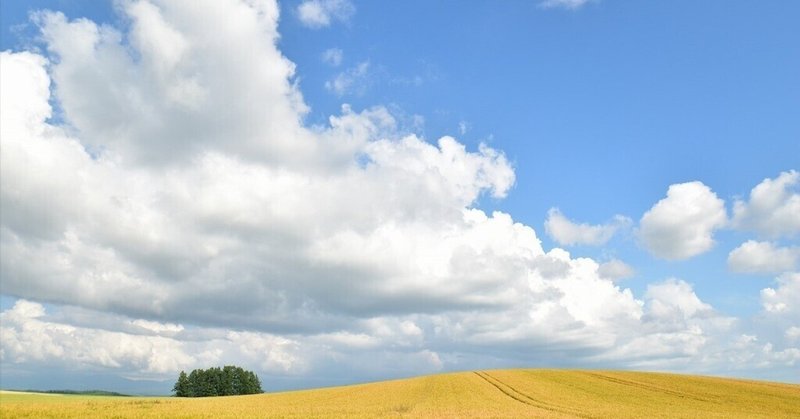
[761,273,800,318]
[544,208,631,246]
[728,241,800,275]
[539,0,593,10]
[0,300,309,378]
[645,279,712,320]
[1,0,797,387]
[757,273,800,371]
[638,182,727,260]
[32,2,312,167]
[598,259,635,281]
[732,171,800,239]
[0,300,195,374]
[591,279,734,369]
[0,0,562,350]
[297,0,354,28]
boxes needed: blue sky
[278,0,800,312]
[1,0,798,394]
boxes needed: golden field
[1,369,799,418]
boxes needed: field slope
[2,369,798,418]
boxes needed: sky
[0,0,798,394]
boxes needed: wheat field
[2,369,799,418]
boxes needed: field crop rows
[1,370,798,418]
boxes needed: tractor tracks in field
[580,372,719,403]
[473,371,588,418]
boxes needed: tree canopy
[173,366,262,397]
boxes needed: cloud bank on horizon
[0,0,798,390]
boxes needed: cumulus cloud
[645,279,712,320]
[732,171,800,239]
[297,0,354,28]
[0,300,308,378]
[545,208,631,246]
[539,0,593,10]
[592,279,730,367]
[1,0,797,387]
[29,2,311,167]
[755,274,800,370]
[638,181,727,260]
[0,300,195,374]
[0,0,535,351]
[728,241,800,275]
[761,273,800,318]
[598,259,635,281]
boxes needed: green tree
[173,366,263,397]
[172,371,189,397]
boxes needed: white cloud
[753,273,800,367]
[0,0,520,340]
[130,319,184,336]
[732,171,800,239]
[0,51,50,132]
[1,0,797,386]
[545,208,631,246]
[458,121,469,135]
[30,2,310,166]
[761,273,800,318]
[321,47,343,66]
[598,259,635,281]
[786,327,800,342]
[592,279,731,368]
[728,241,800,275]
[325,61,370,96]
[0,300,195,374]
[297,0,354,29]
[226,331,304,373]
[638,181,727,260]
[645,279,712,320]
[0,300,307,377]
[539,0,593,10]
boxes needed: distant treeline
[15,389,130,396]
[173,366,262,397]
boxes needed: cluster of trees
[173,366,262,397]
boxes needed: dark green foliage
[172,366,262,397]
[173,371,189,397]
